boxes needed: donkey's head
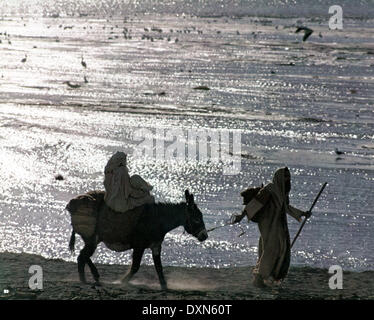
[240,184,263,205]
[183,190,208,242]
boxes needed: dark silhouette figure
[295,27,313,42]
[232,168,310,287]
[64,81,81,88]
[81,56,87,68]
[335,148,345,155]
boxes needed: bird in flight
[295,27,313,42]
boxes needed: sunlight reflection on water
[0,9,373,271]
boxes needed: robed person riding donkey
[66,152,208,290]
[232,167,312,288]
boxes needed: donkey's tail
[69,230,76,253]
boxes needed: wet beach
[1,252,373,300]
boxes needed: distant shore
[0,252,373,300]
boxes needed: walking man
[233,167,311,287]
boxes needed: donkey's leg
[77,245,88,283]
[77,238,98,284]
[120,248,145,283]
[152,245,167,291]
[87,258,100,284]
[86,239,100,285]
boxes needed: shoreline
[0,252,373,300]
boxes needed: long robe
[103,152,154,213]
[244,168,305,282]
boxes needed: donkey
[67,190,208,290]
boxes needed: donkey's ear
[189,193,194,203]
[185,189,190,201]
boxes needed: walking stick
[291,182,327,249]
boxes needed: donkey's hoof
[114,277,129,285]
[79,276,88,284]
[119,276,130,284]
[92,283,102,290]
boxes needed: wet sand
[0,252,372,300]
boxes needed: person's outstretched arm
[287,205,311,222]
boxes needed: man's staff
[291,182,328,249]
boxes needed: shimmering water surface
[0,1,373,271]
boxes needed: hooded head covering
[104,152,132,212]
[103,152,155,213]
[265,167,289,212]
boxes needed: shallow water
[0,2,373,272]
[1,0,374,19]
